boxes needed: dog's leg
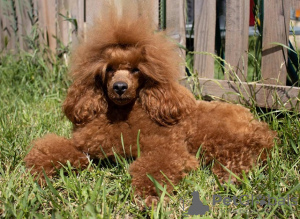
[129,146,199,206]
[211,124,275,183]
[187,101,276,183]
[24,134,89,182]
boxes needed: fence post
[194,0,216,79]
[15,0,34,51]
[57,0,71,50]
[37,0,58,54]
[292,0,300,8]
[152,0,159,28]
[70,0,85,43]
[0,1,3,51]
[166,0,186,78]
[225,0,250,81]
[1,0,17,52]
[261,0,290,85]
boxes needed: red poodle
[24,1,276,206]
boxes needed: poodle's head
[63,2,195,127]
[97,45,145,106]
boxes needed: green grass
[0,48,300,218]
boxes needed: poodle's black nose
[113,82,128,96]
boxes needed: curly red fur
[24,1,276,206]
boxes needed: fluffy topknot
[69,0,183,84]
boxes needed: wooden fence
[1,0,300,110]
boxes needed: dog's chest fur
[71,101,188,159]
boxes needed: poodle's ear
[140,82,196,126]
[63,76,107,126]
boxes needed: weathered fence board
[57,0,70,49]
[70,0,85,42]
[15,0,23,50]
[2,1,10,50]
[194,0,216,78]
[15,0,25,50]
[166,0,186,78]
[0,1,4,50]
[86,0,99,27]
[261,0,290,85]
[37,0,57,53]
[2,0,17,51]
[196,79,300,110]
[225,0,250,81]
[151,0,159,28]
[292,0,300,8]
[15,0,35,51]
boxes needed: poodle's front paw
[145,196,170,209]
[134,194,170,210]
[24,146,59,179]
[24,134,89,183]
[145,195,159,207]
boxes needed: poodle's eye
[132,68,140,74]
[106,66,114,73]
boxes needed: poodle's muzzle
[106,69,141,106]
